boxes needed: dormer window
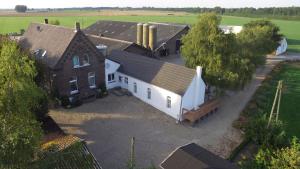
[73,55,80,68]
[34,49,47,59]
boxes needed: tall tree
[181,13,255,90]
[237,20,282,66]
[14,5,27,13]
[0,37,43,168]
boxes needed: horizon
[1,0,300,9]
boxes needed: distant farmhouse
[83,21,190,57]
[18,19,206,122]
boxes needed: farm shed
[84,20,189,57]
[105,50,206,121]
[160,143,238,169]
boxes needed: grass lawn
[242,62,300,138]
[0,12,299,52]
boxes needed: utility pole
[130,137,135,169]
[268,80,283,128]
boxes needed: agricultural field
[241,62,300,138]
[0,10,299,52]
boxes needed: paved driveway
[50,54,299,169]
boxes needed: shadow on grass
[287,38,300,53]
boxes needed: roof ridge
[31,22,76,31]
[86,34,133,44]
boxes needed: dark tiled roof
[108,50,195,96]
[84,20,188,49]
[19,23,77,68]
[161,143,239,169]
[86,34,134,54]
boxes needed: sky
[1,0,300,9]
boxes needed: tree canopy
[0,37,43,168]
[14,5,27,13]
[181,13,255,90]
[181,13,282,91]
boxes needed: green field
[0,14,299,52]
[244,62,300,138]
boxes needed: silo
[143,23,150,48]
[149,25,157,51]
[137,23,144,45]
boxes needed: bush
[245,115,287,149]
[32,93,49,121]
[60,95,70,108]
[60,95,82,108]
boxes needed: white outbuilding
[105,50,206,121]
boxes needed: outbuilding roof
[160,143,239,169]
[86,34,149,55]
[108,50,196,96]
[19,23,77,68]
[84,20,189,49]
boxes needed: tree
[237,20,282,66]
[242,137,300,169]
[14,5,27,13]
[181,13,255,91]
[0,37,43,168]
[49,20,60,25]
[0,114,42,168]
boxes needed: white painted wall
[117,72,182,120]
[182,75,206,113]
[105,59,120,89]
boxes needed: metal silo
[143,23,150,48]
[149,25,157,51]
[137,23,143,45]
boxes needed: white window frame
[124,77,128,84]
[108,73,115,83]
[119,76,123,83]
[88,72,96,89]
[134,82,137,93]
[167,96,171,108]
[69,77,79,95]
[82,54,90,66]
[73,55,80,68]
[147,88,151,99]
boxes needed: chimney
[44,18,48,24]
[75,22,80,32]
[149,25,157,51]
[193,66,203,110]
[137,23,143,45]
[142,23,149,48]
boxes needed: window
[69,77,78,94]
[147,88,151,99]
[73,56,80,68]
[88,72,96,88]
[167,96,171,108]
[134,82,137,93]
[108,73,115,82]
[119,76,123,83]
[125,77,128,84]
[82,54,89,66]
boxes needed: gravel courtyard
[50,94,242,169]
[50,55,293,169]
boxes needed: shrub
[60,95,70,108]
[245,115,287,149]
[32,93,49,121]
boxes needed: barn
[83,21,189,57]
